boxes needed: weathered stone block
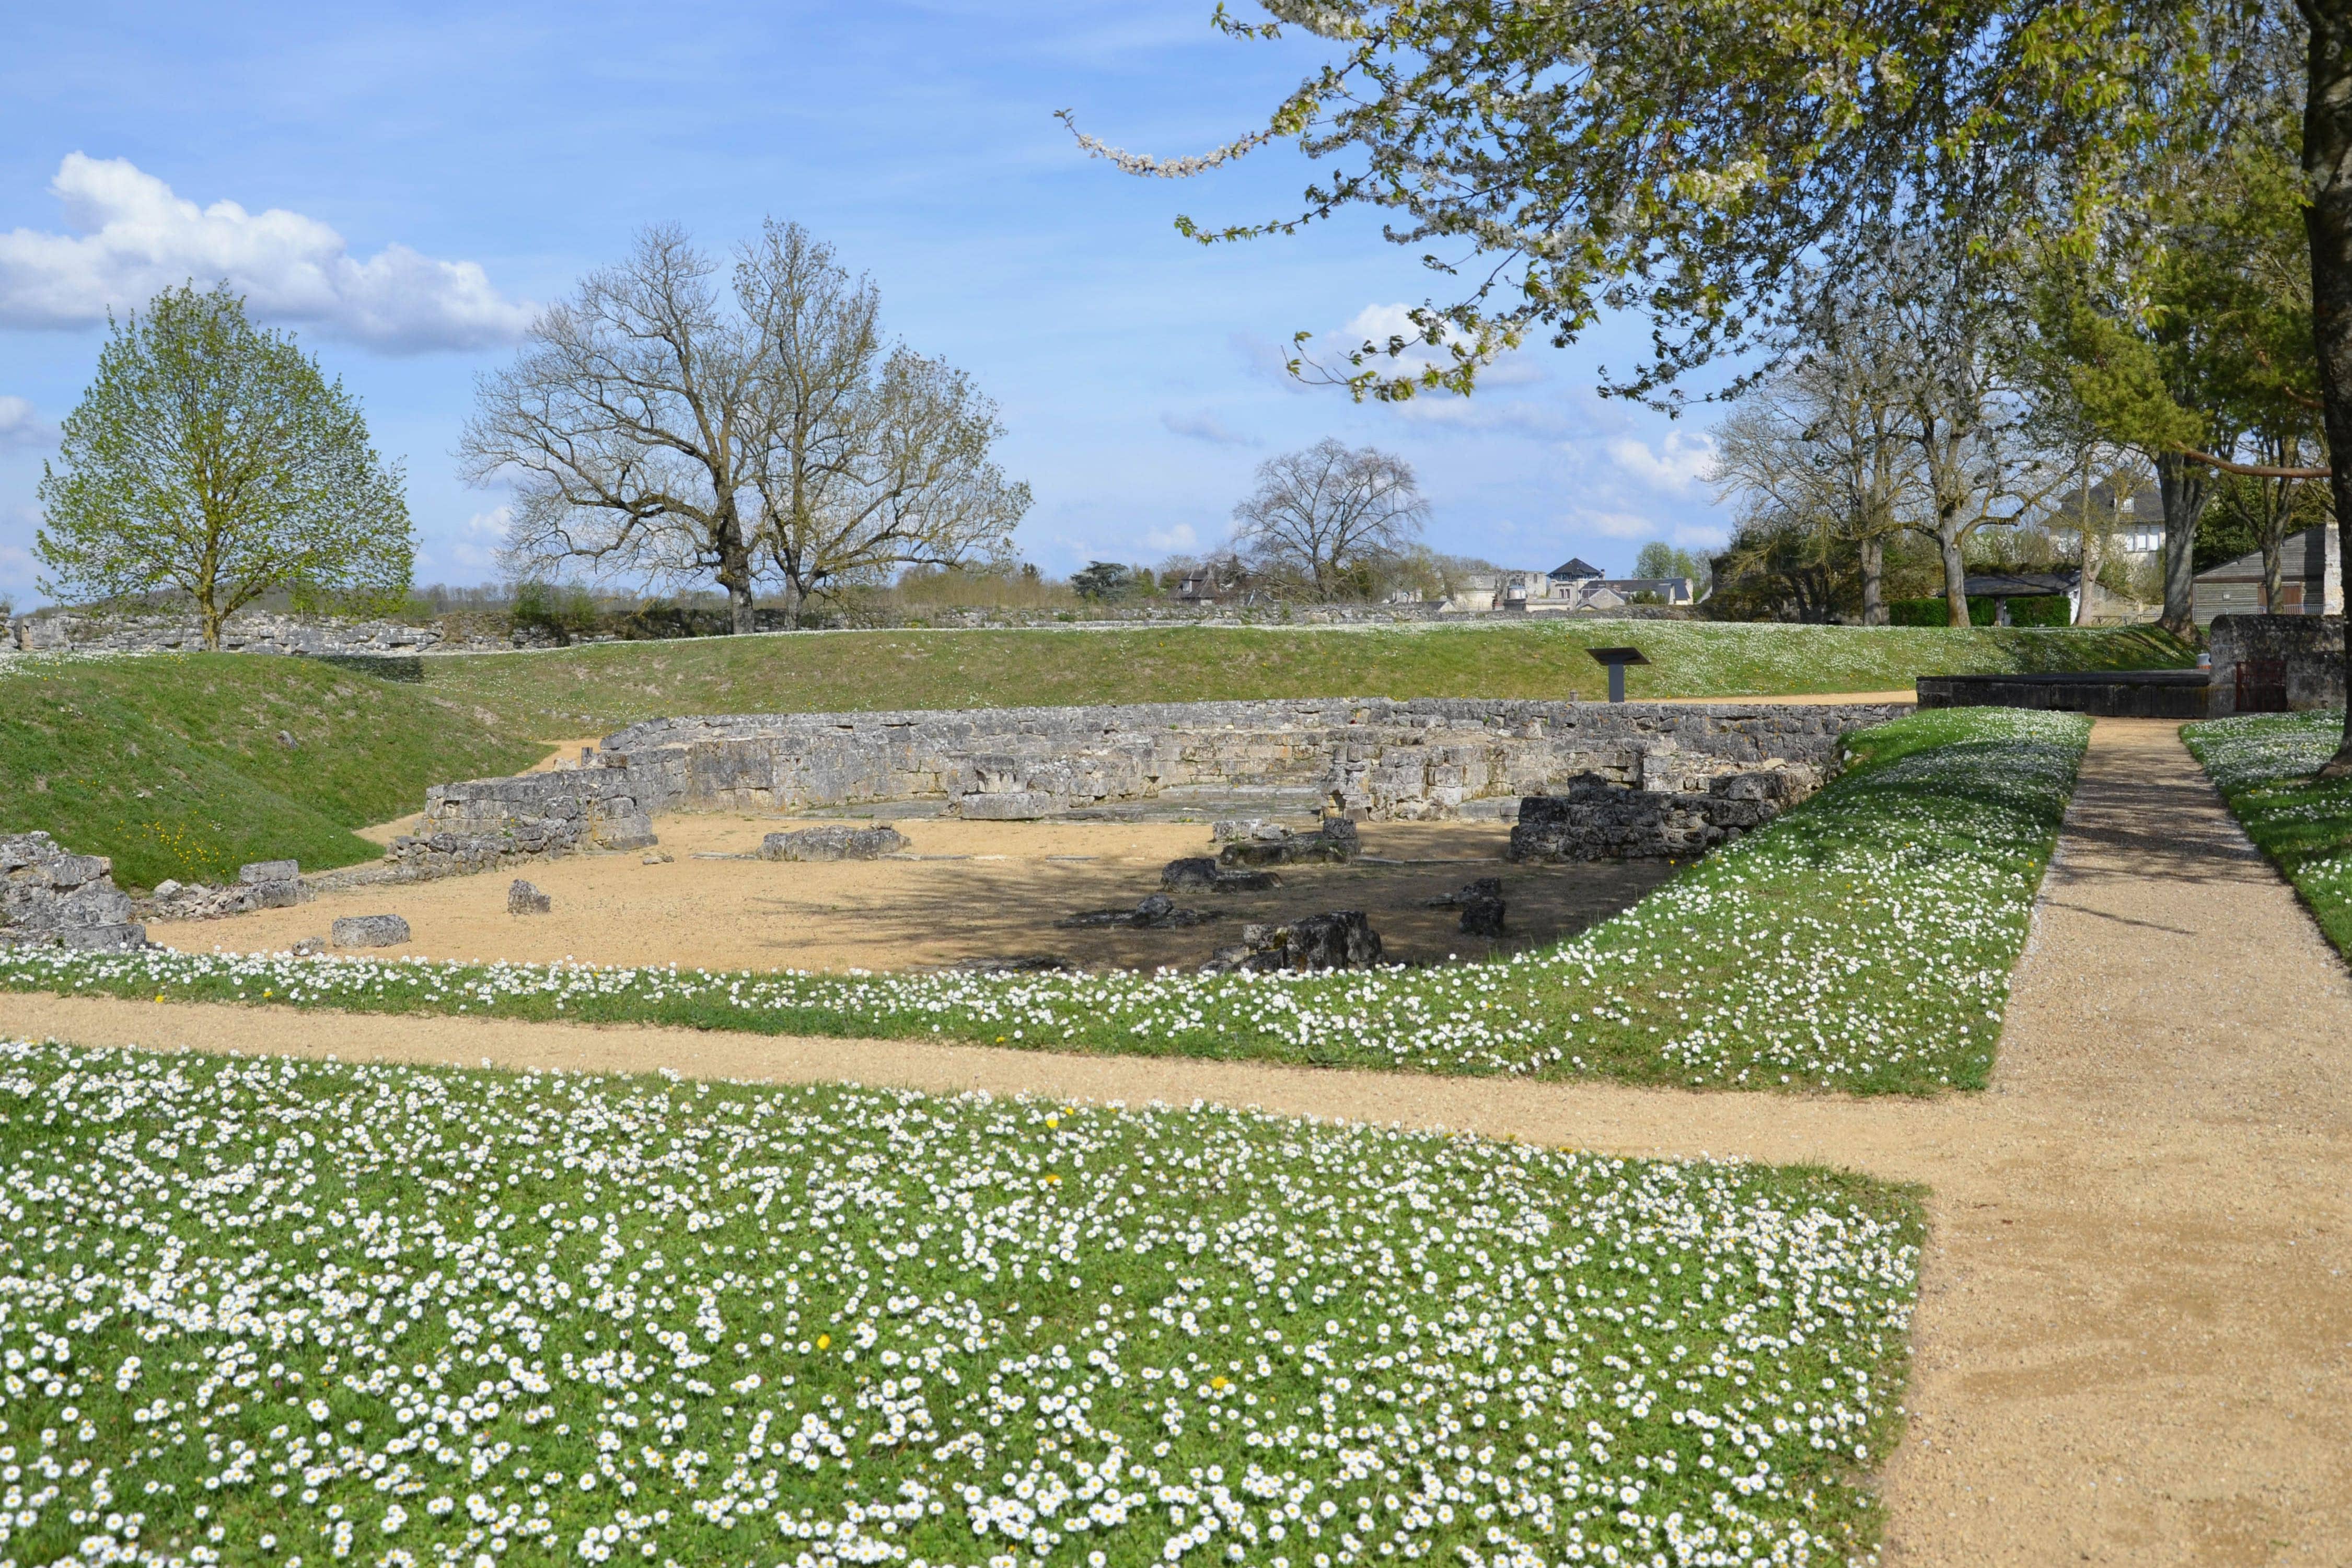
[1219,817,1359,867]
[332,914,411,948]
[760,826,909,862]
[958,791,1054,821]
[59,922,147,952]
[508,879,552,914]
[240,860,300,885]
[48,854,110,889]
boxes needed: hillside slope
[0,655,543,889]
[418,619,2190,734]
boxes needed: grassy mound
[2183,709,2352,958]
[3,708,2088,1095]
[415,621,2188,736]
[0,1039,1923,1567]
[0,654,543,889]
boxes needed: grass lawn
[0,1038,1924,1568]
[2182,709,2352,958]
[0,655,545,890]
[2,708,2087,1096]
[411,621,2186,736]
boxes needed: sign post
[1587,645,1650,703]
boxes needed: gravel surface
[6,718,2346,1564]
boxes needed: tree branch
[2177,449,2332,479]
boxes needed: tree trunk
[2154,451,2208,637]
[196,584,223,651]
[2077,520,2102,626]
[1858,535,1885,626]
[2261,524,2284,615]
[2310,1,2352,775]
[1939,524,1970,628]
[715,518,757,636]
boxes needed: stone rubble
[0,832,147,951]
[1199,910,1383,974]
[141,860,307,922]
[758,826,910,862]
[1426,876,1508,937]
[1507,764,1818,862]
[1218,817,1360,868]
[507,879,552,914]
[1160,857,1282,893]
[1057,893,1209,930]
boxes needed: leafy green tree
[1071,561,1143,602]
[36,284,413,649]
[1071,2,2352,768]
[2035,73,2320,632]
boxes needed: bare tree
[1710,310,1911,624]
[1849,246,2067,626]
[461,227,775,633]
[1229,439,1428,600]
[743,223,1027,625]
[462,222,1027,633]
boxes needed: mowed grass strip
[2183,708,2352,958]
[0,654,545,889]
[0,1039,1924,1568]
[1,709,2087,1095]
[414,620,2187,735]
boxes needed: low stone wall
[390,696,1905,878]
[6,600,1699,657]
[1915,671,2211,719]
[2206,614,2347,717]
[8,608,511,656]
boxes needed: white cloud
[1390,396,1577,437]
[1605,432,1716,496]
[0,154,535,352]
[1144,522,1200,552]
[0,396,55,448]
[1578,510,1658,541]
[441,505,515,572]
[1160,410,1261,447]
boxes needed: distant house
[2049,478,2164,562]
[1441,563,1694,613]
[2193,525,2345,624]
[1582,576,1697,609]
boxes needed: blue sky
[0,0,1736,608]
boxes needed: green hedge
[1887,594,2072,628]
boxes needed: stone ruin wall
[2206,613,2346,717]
[6,600,1699,657]
[387,696,1907,878]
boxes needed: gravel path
[4,718,2347,1563]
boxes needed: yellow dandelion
[816,1333,831,1351]
[1210,1376,1228,1390]
[1045,1115,1059,1129]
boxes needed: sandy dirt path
[154,816,1669,972]
[5,719,2348,1563]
